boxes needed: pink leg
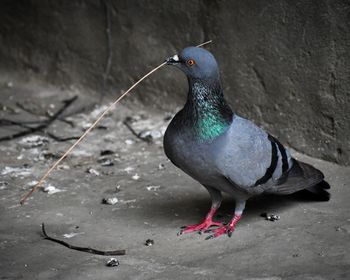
[178,208,223,235]
[205,214,241,239]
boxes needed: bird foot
[178,219,222,235]
[205,214,241,239]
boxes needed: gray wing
[213,115,293,193]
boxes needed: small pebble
[146,185,160,191]
[98,158,114,166]
[43,185,64,195]
[57,164,70,170]
[138,130,162,141]
[106,258,120,267]
[102,197,119,205]
[124,167,134,173]
[86,168,100,176]
[158,163,165,170]
[132,174,140,180]
[261,213,280,222]
[145,239,154,246]
[125,139,134,145]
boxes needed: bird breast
[163,118,219,182]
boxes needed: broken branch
[41,223,126,256]
[0,96,78,142]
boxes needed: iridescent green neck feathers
[184,79,233,141]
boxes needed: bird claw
[178,215,240,239]
[178,220,223,235]
[204,225,235,239]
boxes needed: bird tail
[267,159,331,200]
[304,180,331,201]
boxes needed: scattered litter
[145,239,154,246]
[1,166,31,177]
[158,163,165,170]
[261,213,280,222]
[43,184,64,195]
[81,122,93,130]
[98,158,114,166]
[125,139,134,145]
[18,135,49,148]
[86,168,100,176]
[146,185,160,191]
[17,154,24,160]
[132,174,140,180]
[27,180,38,187]
[57,164,70,170]
[0,181,9,190]
[90,105,110,119]
[38,150,61,161]
[138,130,162,141]
[106,258,120,267]
[100,150,114,156]
[63,232,85,239]
[124,167,134,173]
[102,197,119,205]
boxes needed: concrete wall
[0,0,349,165]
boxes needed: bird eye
[186,59,196,66]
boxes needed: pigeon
[164,46,330,239]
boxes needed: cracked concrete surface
[0,82,349,280]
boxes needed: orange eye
[186,59,196,66]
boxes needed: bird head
[166,47,219,80]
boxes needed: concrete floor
[0,82,349,280]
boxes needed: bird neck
[183,78,233,141]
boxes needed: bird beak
[166,54,180,65]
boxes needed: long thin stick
[196,40,212,48]
[20,40,212,205]
[20,62,166,204]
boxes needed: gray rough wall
[0,0,349,165]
